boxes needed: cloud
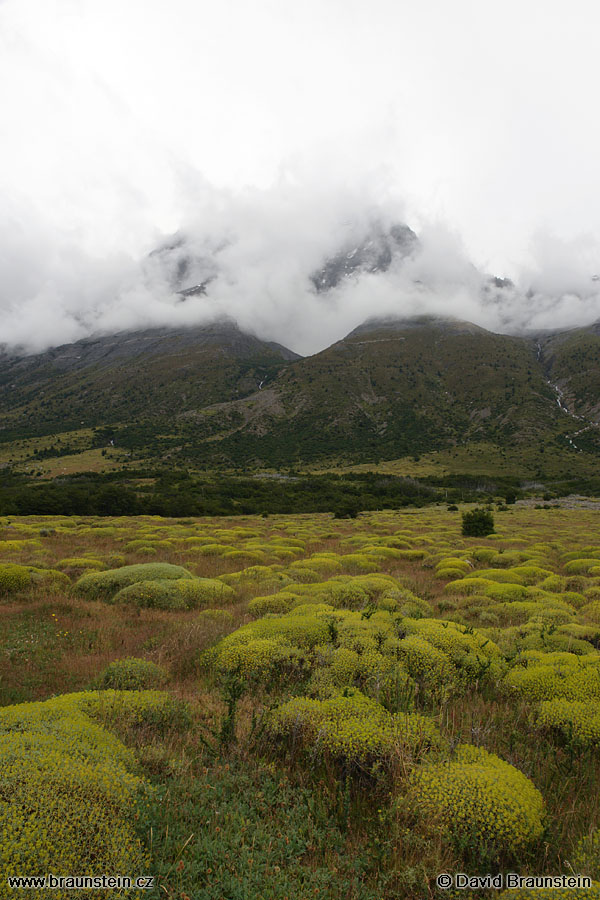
[2,0,600,356]
[3,170,600,357]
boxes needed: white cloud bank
[2,0,600,355]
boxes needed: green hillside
[1,315,600,479]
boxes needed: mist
[3,0,600,356]
[3,172,600,357]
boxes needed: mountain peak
[310,221,418,293]
[344,314,489,340]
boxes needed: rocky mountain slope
[2,314,600,476]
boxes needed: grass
[314,440,600,480]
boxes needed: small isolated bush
[0,563,31,597]
[333,504,360,519]
[410,744,545,856]
[462,508,495,537]
[94,658,168,691]
[75,563,193,602]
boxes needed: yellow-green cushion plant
[505,654,600,702]
[410,744,545,854]
[0,690,189,891]
[216,637,311,684]
[75,563,193,601]
[94,658,168,690]
[113,577,234,610]
[0,563,31,597]
[565,559,600,575]
[58,557,105,571]
[537,698,600,747]
[28,566,72,589]
[581,600,600,623]
[435,557,472,575]
[396,634,455,693]
[508,565,554,585]
[248,591,299,617]
[497,887,600,899]
[444,577,493,596]
[338,554,379,574]
[484,582,531,602]
[466,568,527,584]
[435,567,472,580]
[197,608,234,624]
[267,689,441,772]
[574,827,600,880]
[216,611,331,655]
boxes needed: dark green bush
[461,508,495,537]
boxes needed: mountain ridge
[1,313,600,477]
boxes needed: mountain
[537,322,600,421]
[145,220,418,300]
[193,315,571,468]
[309,222,418,292]
[0,320,298,439]
[1,313,600,477]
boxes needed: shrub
[537,698,600,746]
[338,554,378,574]
[497,888,600,899]
[0,691,159,890]
[505,654,600,702]
[216,612,331,656]
[484,582,530,602]
[467,568,527,584]
[113,577,234,610]
[408,619,502,685]
[267,689,441,772]
[217,637,310,684]
[175,578,235,607]
[75,563,193,601]
[581,600,600,623]
[396,635,454,693]
[94,658,169,690]
[0,563,31,597]
[197,608,234,624]
[435,557,472,576]
[462,508,495,537]
[113,579,189,610]
[84,690,191,735]
[574,828,600,880]
[248,591,298,617]
[58,557,104,571]
[564,559,600,575]
[410,744,545,854]
[444,576,493,596]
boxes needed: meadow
[1,504,600,899]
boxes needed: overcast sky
[2,0,600,353]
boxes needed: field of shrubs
[2,505,600,898]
